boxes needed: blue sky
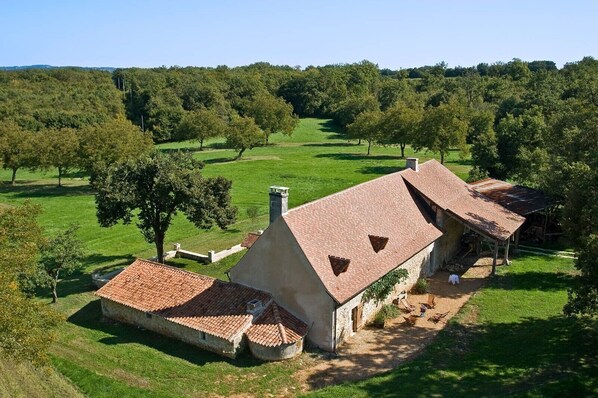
[1,0,596,69]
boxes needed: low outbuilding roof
[246,302,308,347]
[402,160,525,241]
[283,171,443,304]
[469,178,553,216]
[96,259,306,343]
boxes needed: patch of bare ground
[295,257,499,391]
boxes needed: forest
[0,57,596,373]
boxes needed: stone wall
[248,339,304,361]
[334,243,434,347]
[100,298,246,358]
[432,210,465,271]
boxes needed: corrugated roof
[283,171,443,304]
[246,302,308,347]
[469,178,553,216]
[96,259,271,341]
[402,160,525,241]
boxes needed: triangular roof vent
[328,255,351,276]
[368,235,389,253]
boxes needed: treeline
[0,68,152,184]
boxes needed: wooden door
[352,304,363,332]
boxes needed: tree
[39,224,85,303]
[347,110,384,155]
[333,95,380,130]
[414,101,469,164]
[225,116,265,160]
[94,151,237,263]
[176,108,226,150]
[41,128,80,187]
[0,202,61,364]
[381,101,423,158]
[78,118,153,177]
[244,93,298,144]
[0,122,37,185]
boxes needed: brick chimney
[269,186,289,224]
[406,157,419,172]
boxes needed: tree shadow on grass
[315,153,403,161]
[302,143,357,148]
[203,157,236,165]
[68,300,264,369]
[309,316,598,396]
[0,182,94,198]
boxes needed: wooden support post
[515,229,520,252]
[504,238,510,265]
[492,240,498,276]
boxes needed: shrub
[373,304,400,328]
[412,278,428,294]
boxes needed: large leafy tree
[176,108,226,150]
[94,151,237,263]
[0,121,37,185]
[244,93,298,144]
[414,101,469,164]
[40,127,80,187]
[39,224,85,303]
[0,202,61,364]
[225,116,264,160]
[381,101,423,158]
[347,110,384,156]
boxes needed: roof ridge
[271,303,288,344]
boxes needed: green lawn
[10,118,587,397]
[306,254,597,397]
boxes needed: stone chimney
[406,157,419,172]
[269,186,289,224]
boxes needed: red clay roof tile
[283,171,443,304]
[402,160,525,241]
[96,259,272,340]
[246,302,308,347]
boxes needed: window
[200,331,206,340]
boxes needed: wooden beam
[504,238,511,265]
[492,240,499,276]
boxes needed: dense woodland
[0,57,596,366]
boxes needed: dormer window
[368,235,389,253]
[329,255,350,276]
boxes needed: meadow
[1,118,593,397]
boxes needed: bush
[372,304,400,328]
[412,278,428,294]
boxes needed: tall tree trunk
[235,148,246,160]
[199,138,204,151]
[51,272,59,303]
[400,143,406,158]
[265,134,269,145]
[358,138,362,145]
[155,232,165,263]
[440,153,445,164]
[11,167,17,185]
[58,167,62,187]
[367,140,372,156]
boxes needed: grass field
[2,118,593,397]
[307,254,597,398]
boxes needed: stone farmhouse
[230,158,525,351]
[97,158,524,358]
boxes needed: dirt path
[296,258,497,391]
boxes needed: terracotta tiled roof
[283,172,443,304]
[469,178,553,216]
[96,259,271,340]
[246,302,308,347]
[241,232,261,248]
[402,160,525,241]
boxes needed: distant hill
[0,65,116,72]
